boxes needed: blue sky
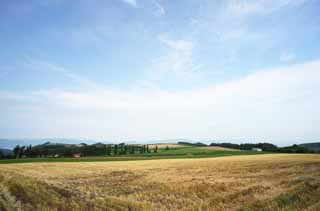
[0,0,320,145]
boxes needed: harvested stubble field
[0,154,320,211]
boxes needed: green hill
[299,142,320,152]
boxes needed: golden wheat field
[1,154,320,211]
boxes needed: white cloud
[25,59,101,90]
[227,0,308,17]
[143,35,197,82]
[1,60,319,144]
[121,0,137,8]
[153,0,165,16]
[159,35,193,51]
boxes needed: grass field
[0,146,269,164]
[1,154,320,211]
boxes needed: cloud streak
[25,59,102,90]
[1,60,319,143]
[141,35,199,86]
[227,0,308,17]
[121,0,138,8]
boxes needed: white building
[252,148,262,152]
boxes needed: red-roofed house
[72,153,81,158]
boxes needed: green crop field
[0,146,270,164]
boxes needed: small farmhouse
[72,153,81,158]
[252,148,262,152]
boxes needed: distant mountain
[146,139,196,144]
[0,148,13,156]
[0,139,110,149]
[299,142,320,152]
[178,141,207,146]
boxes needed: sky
[0,0,320,145]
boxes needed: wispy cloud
[2,60,319,142]
[153,0,165,16]
[227,0,308,17]
[143,34,198,83]
[25,59,101,90]
[121,0,138,8]
[159,35,193,51]
[280,52,295,62]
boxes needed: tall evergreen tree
[81,144,88,157]
[25,145,32,158]
[119,144,124,155]
[154,145,158,153]
[124,145,128,154]
[19,146,26,158]
[130,145,135,154]
[106,145,111,156]
[114,144,118,155]
[63,147,72,157]
[13,145,20,158]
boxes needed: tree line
[210,142,315,153]
[7,143,159,159]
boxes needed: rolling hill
[299,142,320,152]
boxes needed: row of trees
[10,143,160,158]
[210,142,278,151]
[210,142,314,153]
[78,143,158,157]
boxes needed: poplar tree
[106,145,111,156]
[114,144,118,155]
[13,145,20,158]
[124,145,128,154]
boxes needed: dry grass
[1,154,320,211]
[196,146,240,151]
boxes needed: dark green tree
[106,145,112,156]
[114,144,118,155]
[19,146,26,158]
[25,145,32,158]
[80,144,88,157]
[129,145,135,154]
[30,147,40,158]
[63,147,73,157]
[154,145,158,153]
[119,144,124,155]
[41,147,49,157]
[13,145,20,158]
[124,145,128,154]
